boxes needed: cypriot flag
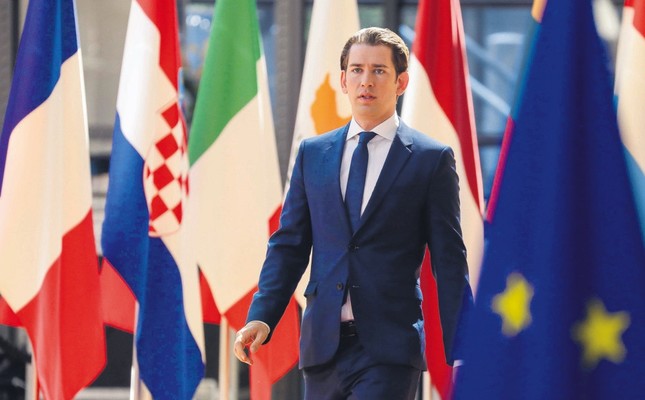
[288,0,359,306]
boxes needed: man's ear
[340,70,348,94]
[396,71,410,96]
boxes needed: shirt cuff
[248,320,271,335]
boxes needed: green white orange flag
[187,0,299,398]
[288,0,359,306]
[401,0,484,398]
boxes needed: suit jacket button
[348,244,359,251]
[336,282,344,291]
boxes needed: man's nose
[360,77,373,87]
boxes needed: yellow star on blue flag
[452,0,645,395]
[492,273,534,337]
[572,298,630,369]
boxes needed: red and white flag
[0,0,106,398]
[402,0,484,397]
[615,0,645,241]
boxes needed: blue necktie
[345,131,376,233]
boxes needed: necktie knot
[358,131,377,145]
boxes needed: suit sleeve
[425,146,472,364]
[246,140,313,342]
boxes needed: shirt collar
[346,113,399,142]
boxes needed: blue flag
[454,0,645,397]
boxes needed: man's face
[341,44,409,130]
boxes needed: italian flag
[187,0,299,398]
[401,0,484,398]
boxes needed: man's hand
[233,321,270,365]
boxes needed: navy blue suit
[247,121,469,373]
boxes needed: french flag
[0,0,106,398]
[101,0,205,397]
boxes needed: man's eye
[352,68,362,73]
[374,69,384,74]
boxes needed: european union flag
[454,0,645,397]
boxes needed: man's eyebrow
[348,63,390,68]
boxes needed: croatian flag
[101,0,205,397]
[0,0,106,398]
[615,0,645,242]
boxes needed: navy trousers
[303,335,421,400]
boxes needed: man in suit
[234,27,470,400]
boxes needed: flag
[454,0,645,397]
[486,0,546,221]
[401,0,483,397]
[101,0,205,397]
[288,0,360,307]
[0,0,106,398]
[0,296,20,327]
[615,0,645,242]
[187,0,298,398]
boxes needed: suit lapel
[321,125,353,236]
[355,123,413,235]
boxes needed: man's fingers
[249,328,268,353]
[234,331,253,365]
[234,322,269,365]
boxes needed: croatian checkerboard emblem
[143,102,188,236]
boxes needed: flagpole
[128,304,152,400]
[219,317,230,400]
[25,342,37,400]
[229,331,239,400]
[130,347,140,400]
[129,359,153,400]
[422,372,431,400]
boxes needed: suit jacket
[246,121,469,370]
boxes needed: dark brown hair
[339,27,409,76]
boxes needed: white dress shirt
[340,113,399,321]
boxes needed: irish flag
[288,0,359,306]
[0,0,106,398]
[188,0,299,397]
[401,0,484,398]
[615,0,645,242]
